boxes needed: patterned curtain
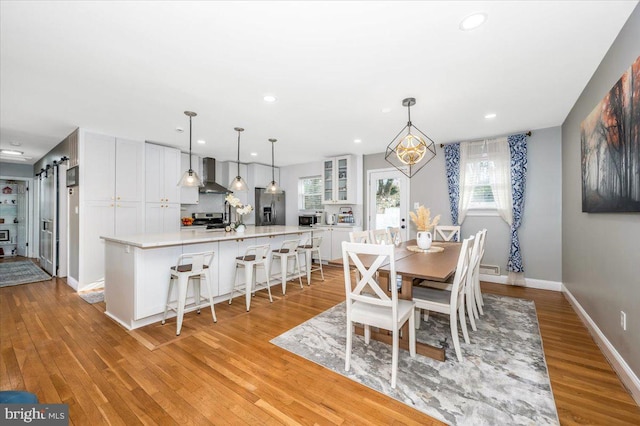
[507,134,528,284]
[444,143,460,232]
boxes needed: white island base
[103,226,318,330]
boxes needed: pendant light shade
[384,98,436,178]
[264,138,283,194]
[229,127,248,192]
[178,111,203,187]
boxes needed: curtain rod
[439,131,532,148]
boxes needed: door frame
[366,168,411,241]
[0,175,35,258]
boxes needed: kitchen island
[102,226,321,330]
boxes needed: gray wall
[562,5,640,376]
[364,126,562,283]
[1,162,34,178]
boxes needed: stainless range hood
[199,157,230,194]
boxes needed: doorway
[0,178,30,258]
[367,169,410,241]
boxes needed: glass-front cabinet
[323,155,353,204]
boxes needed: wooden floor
[1,258,639,425]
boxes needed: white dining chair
[471,228,487,317]
[387,227,402,245]
[434,225,461,242]
[342,241,416,388]
[412,235,474,362]
[349,230,371,243]
[370,229,392,245]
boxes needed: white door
[16,181,28,256]
[368,169,410,242]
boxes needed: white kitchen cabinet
[180,152,200,205]
[84,134,144,204]
[248,163,279,190]
[144,203,180,234]
[145,143,181,204]
[76,131,145,290]
[145,143,181,232]
[322,155,363,204]
[314,225,362,261]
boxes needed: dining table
[328,239,461,362]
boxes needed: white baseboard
[562,285,640,406]
[66,276,78,291]
[479,274,562,292]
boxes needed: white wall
[363,125,563,283]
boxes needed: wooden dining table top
[329,240,461,282]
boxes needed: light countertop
[101,225,322,249]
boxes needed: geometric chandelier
[384,97,436,178]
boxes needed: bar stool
[297,235,324,285]
[271,239,303,295]
[229,244,272,311]
[162,251,216,336]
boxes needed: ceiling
[1,1,637,167]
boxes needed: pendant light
[178,111,203,187]
[228,127,248,192]
[384,98,436,178]
[264,138,283,194]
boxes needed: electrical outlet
[620,311,627,331]
[414,202,420,210]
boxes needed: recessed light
[197,139,206,144]
[263,95,277,103]
[381,108,391,113]
[354,139,362,144]
[0,149,23,156]
[484,113,497,119]
[10,141,22,146]
[175,127,184,133]
[460,12,487,31]
[250,152,258,156]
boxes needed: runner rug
[0,261,51,288]
[271,294,559,425]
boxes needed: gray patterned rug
[271,294,558,425]
[0,261,51,288]
[79,290,104,304]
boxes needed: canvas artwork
[581,56,640,213]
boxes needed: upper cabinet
[322,155,363,204]
[145,143,180,204]
[248,163,279,190]
[180,152,200,205]
[83,133,144,204]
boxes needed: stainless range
[191,212,227,229]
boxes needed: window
[298,176,323,210]
[459,138,512,223]
[466,158,497,210]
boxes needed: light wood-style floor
[1,258,639,425]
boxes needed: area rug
[79,290,104,304]
[0,261,51,288]
[271,294,559,425]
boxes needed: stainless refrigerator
[255,188,286,226]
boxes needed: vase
[235,223,246,233]
[417,230,432,250]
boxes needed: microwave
[298,215,320,227]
